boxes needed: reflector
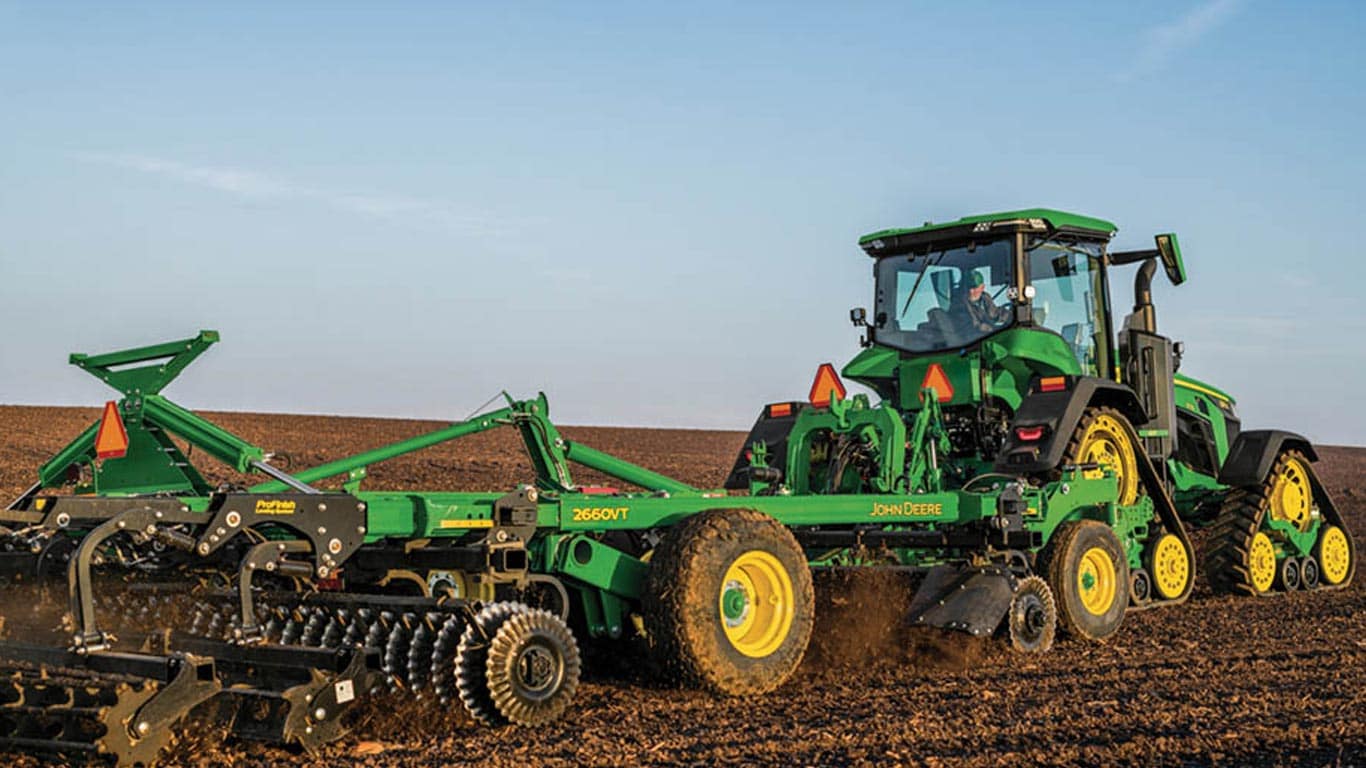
[921,364,954,402]
[94,400,129,460]
[808,364,847,408]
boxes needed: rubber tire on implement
[1038,520,1129,641]
[643,508,814,695]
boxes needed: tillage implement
[0,209,1352,765]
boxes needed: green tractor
[797,208,1353,603]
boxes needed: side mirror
[850,307,867,326]
[1155,233,1186,286]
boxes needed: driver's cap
[964,270,985,288]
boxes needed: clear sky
[1,1,1363,444]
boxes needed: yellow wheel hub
[1319,525,1351,585]
[719,550,795,658]
[1150,534,1190,600]
[1078,414,1140,506]
[1269,456,1314,532]
[1247,532,1277,593]
[1076,546,1118,615]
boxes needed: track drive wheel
[1006,575,1057,653]
[1061,407,1142,506]
[643,508,814,695]
[1039,520,1129,641]
[1205,451,1321,596]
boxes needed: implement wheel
[455,602,581,727]
[1007,575,1057,653]
[1039,520,1129,641]
[643,509,814,695]
[1061,407,1142,507]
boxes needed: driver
[954,269,1011,333]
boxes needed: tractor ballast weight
[0,208,1353,764]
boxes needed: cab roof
[859,208,1117,256]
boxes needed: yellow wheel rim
[1150,534,1190,600]
[1269,456,1314,532]
[719,550,795,658]
[1319,525,1351,585]
[1076,546,1118,615]
[1247,532,1277,593]
[1078,414,1140,506]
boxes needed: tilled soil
[1,405,1363,767]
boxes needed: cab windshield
[872,238,1014,353]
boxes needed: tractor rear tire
[1039,520,1129,642]
[643,509,814,696]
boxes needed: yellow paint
[1150,534,1190,600]
[438,519,494,529]
[1076,413,1140,506]
[1174,379,1230,407]
[1077,546,1118,615]
[719,550,795,658]
[254,499,296,516]
[571,507,629,523]
[1248,532,1276,593]
[1268,456,1313,533]
[870,502,943,518]
[1318,525,1351,585]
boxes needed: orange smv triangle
[921,364,955,403]
[94,401,129,460]
[808,363,848,408]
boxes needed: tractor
[817,208,1353,610]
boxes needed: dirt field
[1,405,1363,767]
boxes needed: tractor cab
[863,213,1113,377]
[846,208,1189,467]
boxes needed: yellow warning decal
[255,500,297,516]
[439,519,495,529]
[870,502,943,518]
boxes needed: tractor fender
[994,377,1147,474]
[723,402,805,490]
[1217,429,1319,487]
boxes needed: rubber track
[1204,450,1355,595]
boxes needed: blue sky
[1,1,1363,444]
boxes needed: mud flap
[906,564,1015,638]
